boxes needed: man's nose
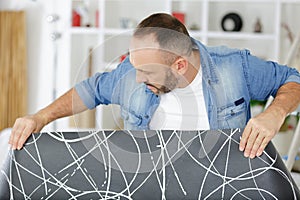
[136,71,147,83]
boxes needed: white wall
[280,3,300,65]
[0,0,55,130]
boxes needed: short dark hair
[133,13,193,64]
[135,13,190,36]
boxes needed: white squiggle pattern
[1,129,299,199]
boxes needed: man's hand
[239,111,284,159]
[9,113,47,150]
[240,82,300,159]
[8,88,89,150]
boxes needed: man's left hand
[239,111,284,159]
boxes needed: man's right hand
[8,88,88,150]
[9,113,47,150]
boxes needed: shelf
[189,30,205,37]
[207,31,276,40]
[94,62,120,73]
[103,62,120,71]
[69,27,101,34]
[69,27,135,36]
[280,0,300,3]
[69,29,271,40]
[171,0,205,2]
[104,28,134,36]
[208,0,276,2]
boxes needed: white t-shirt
[149,69,210,130]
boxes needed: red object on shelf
[95,10,99,27]
[120,54,127,62]
[172,12,185,24]
[72,10,81,27]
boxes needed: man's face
[129,37,178,95]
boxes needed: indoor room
[1,0,300,199]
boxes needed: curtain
[0,11,27,131]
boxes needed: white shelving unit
[55,0,300,130]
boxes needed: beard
[146,69,178,95]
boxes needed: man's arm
[9,88,88,150]
[239,82,300,158]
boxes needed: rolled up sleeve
[75,73,103,109]
[244,51,300,100]
[74,57,134,110]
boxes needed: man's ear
[173,57,188,75]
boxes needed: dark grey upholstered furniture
[0,129,299,199]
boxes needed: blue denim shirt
[75,38,300,130]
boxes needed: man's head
[129,13,194,95]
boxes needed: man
[9,13,300,159]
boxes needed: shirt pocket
[121,107,142,128]
[217,97,247,128]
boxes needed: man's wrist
[35,109,52,127]
[265,105,287,128]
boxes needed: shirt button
[231,110,234,116]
